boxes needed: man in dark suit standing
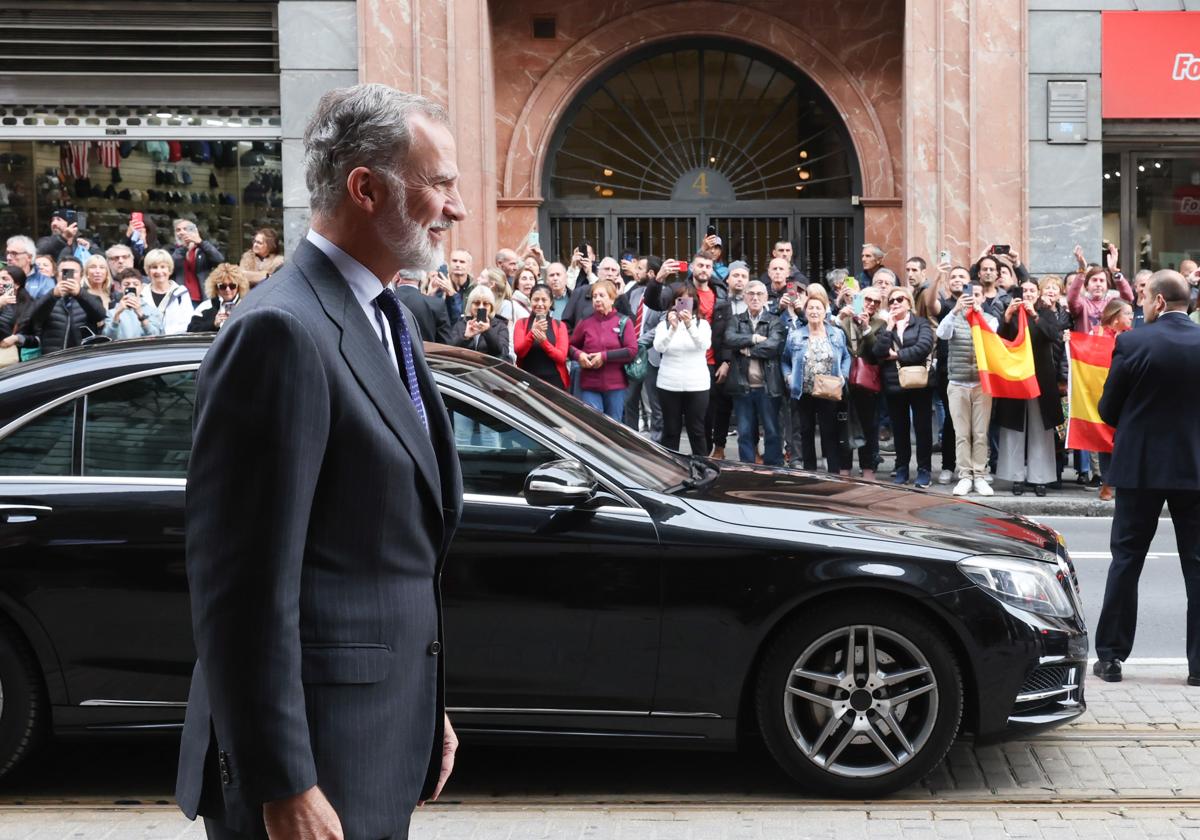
[1093,270,1200,687]
[176,84,466,839]
[394,269,453,344]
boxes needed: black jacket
[723,309,787,398]
[870,315,935,394]
[710,297,742,364]
[643,275,728,312]
[1100,311,1200,489]
[171,240,227,293]
[395,283,453,344]
[994,304,1065,433]
[449,313,510,359]
[26,290,106,351]
[176,239,463,838]
[561,279,633,329]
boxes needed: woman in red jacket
[514,284,569,389]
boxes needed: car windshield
[436,356,691,492]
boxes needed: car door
[439,390,662,721]
[0,367,196,722]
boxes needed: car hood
[675,463,1060,561]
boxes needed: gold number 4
[691,171,709,196]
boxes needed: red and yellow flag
[1066,332,1115,453]
[966,308,1040,399]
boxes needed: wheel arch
[0,592,68,707]
[734,584,980,743]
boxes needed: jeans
[581,388,625,421]
[886,388,933,473]
[734,389,783,465]
[659,388,709,454]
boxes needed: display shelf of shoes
[0,143,36,244]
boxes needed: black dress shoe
[1012,482,1025,496]
[1034,484,1047,497]
[1093,659,1123,682]
[1189,674,1200,687]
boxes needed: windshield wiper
[668,454,720,493]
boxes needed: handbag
[0,343,18,368]
[897,358,930,389]
[849,357,881,392]
[812,374,845,401]
[617,316,648,382]
[18,346,41,363]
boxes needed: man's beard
[374,173,447,272]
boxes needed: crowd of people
[4,209,1190,500]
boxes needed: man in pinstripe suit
[176,84,466,839]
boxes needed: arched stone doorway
[539,40,863,280]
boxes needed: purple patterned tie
[375,288,429,431]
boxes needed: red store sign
[1103,12,1200,118]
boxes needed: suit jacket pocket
[301,643,392,685]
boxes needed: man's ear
[345,166,388,214]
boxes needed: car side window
[0,401,76,476]
[444,395,555,497]
[83,371,197,479]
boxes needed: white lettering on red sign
[1173,53,1200,80]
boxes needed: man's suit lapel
[294,240,442,506]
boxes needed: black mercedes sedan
[0,337,1087,796]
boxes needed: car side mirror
[524,459,598,507]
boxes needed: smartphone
[674,297,694,314]
[852,291,866,315]
[528,231,539,248]
[61,268,76,280]
[706,225,717,237]
[992,244,1010,256]
[131,211,144,228]
[678,260,689,274]
[785,281,797,297]
[938,249,951,265]
[123,287,137,297]
[437,263,448,275]
[577,241,589,257]
[0,283,12,296]
[844,275,859,291]
[474,305,488,323]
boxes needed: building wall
[278,0,359,252]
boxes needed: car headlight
[958,555,1075,618]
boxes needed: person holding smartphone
[170,218,226,304]
[449,286,509,359]
[0,266,37,362]
[24,256,106,352]
[654,286,712,454]
[105,268,164,339]
[513,283,569,389]
[188,263,249,333]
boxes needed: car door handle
[0,504,53,524]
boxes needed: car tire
[755,599,962,797]
[0,619,46,781]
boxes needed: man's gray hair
[826,267,849,288]
[303,83,449,217]
[874,267,898,285]
[863,243,885,260]
[106,243,133,258]
[5,235,35,258]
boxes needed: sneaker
[892,467,910,485]
[938,469,954,485]
[1087,474,1102,488]
[973,477,994,496]
[914,469,932,488]
[953,478,973,496]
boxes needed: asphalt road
[1037,515,1188,662]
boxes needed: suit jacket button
[428,640,441,655]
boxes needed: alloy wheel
[782,624,939,779]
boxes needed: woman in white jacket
[142,249,194,335]
[653,285,712,454]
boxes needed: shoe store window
[0,139,282,266]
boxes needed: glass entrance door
[1133,154,1200,273]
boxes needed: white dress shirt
[306,229,400,375]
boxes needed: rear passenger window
[83,371,196,478]
[0,401,76,476]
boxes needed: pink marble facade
[904,0,1028,266]
[357,0,1027,268]
[359,0,498,262]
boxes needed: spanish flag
[966,308,1040,399]
[1066,332,1115,453]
